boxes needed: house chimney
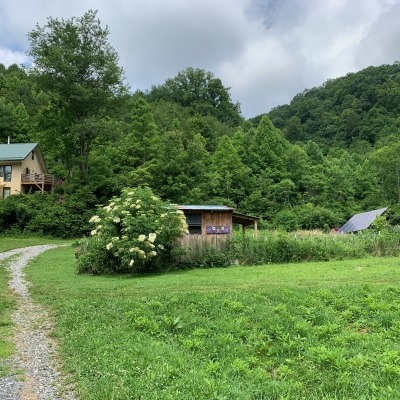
[7,136,10,144]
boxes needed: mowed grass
[25,246,400,399]
[0,259,16,377]
[0,236,69,253]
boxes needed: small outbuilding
[177,205,259,248]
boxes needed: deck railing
[21,174,63,186]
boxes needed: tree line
[0,9,399,235]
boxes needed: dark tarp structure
[338,207,387,233]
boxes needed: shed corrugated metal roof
[232,212,259,226]
[177,205,234,211]
[0,143,38,161]
[338,207,387,233]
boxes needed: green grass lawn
[18,245,400,399]
[0,236,70,253]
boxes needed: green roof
[0,143,38,161]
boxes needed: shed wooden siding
[179,233,229,248]
[200,211,232,235]
[178,209,233,249]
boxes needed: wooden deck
[21,173,63,192]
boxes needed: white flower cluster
[176,210,189,235]
[85,188,188,271]
[89,215,101,223]
[89,215,103,236]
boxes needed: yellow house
[0,143,62,199]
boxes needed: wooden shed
[177,205,259,248]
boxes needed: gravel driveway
[0,245,77,400]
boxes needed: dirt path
[0,246,77,400]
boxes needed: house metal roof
[338,207,387,233]
[177,205,235,211]
[0,143,38,161]
[177,205,259,226]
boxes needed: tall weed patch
[181,229,400,267]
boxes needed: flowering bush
[76,187,188,274]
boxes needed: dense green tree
[353,159,382,208]
[284,115,304,141]
[0,98,15,142]
[244,115,289,176]
[206,135,250,207]
[376,79,400,114]
[183,132,209,203]
[0,64,39,117]
[27,9,127,182]
[150,99,192,133]
[148,67,242,126]
[269,178,296,207]
[285,144,309,185]
[324,153,357,213]
[124,97,159,166]
[184,113,231,152]
[153,128,190,202]
[338,108,361,144]
[13,103,31,142]
[305,140,325,165]
[301,165,328,205]
[370,138,400,204]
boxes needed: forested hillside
[0,11,399,236]
[265,63,400,151]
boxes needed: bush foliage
[0,189,96,238]
[76,187,188,274]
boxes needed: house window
[3,187,11,199]
[0,166,12,182]
[32,150,35,160]
[186,214,202,234]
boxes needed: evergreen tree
[125,97,159,166]
[206,135,250,207]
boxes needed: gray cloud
[0,0,399,118]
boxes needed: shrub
[295,204,341,231]
[0,191,95,238]
[273,209,299,231]
[0,194,33,231]
[76,187,188,274]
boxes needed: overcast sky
[1,0,400,118]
